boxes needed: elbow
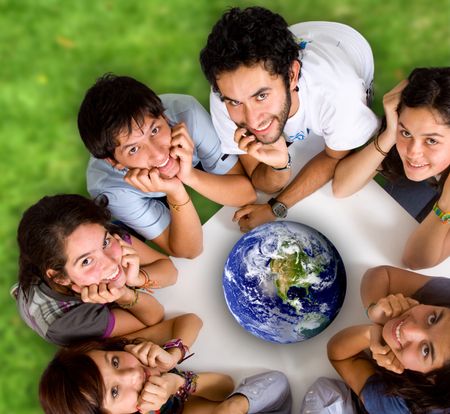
[171,243,203,260]
[254,181,286,194]
[331,178,352,199]
[402,253,436,271]
[185,312,203,332]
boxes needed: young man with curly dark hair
[200,7,379,232]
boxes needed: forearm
[277,151,338,207]
[332,130,395,198]
[140,258,178,288]
[251,163,291,193]
[328,325,371,362]
[360,266,392,309]
[194,373,235,401]
[120,290,164,327]
[167,188,203,258]
[403,199,450,269]
[185,168,257,206]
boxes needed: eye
[425,137,438,145]
[111,385,119,399]
[81,257,92,267]
[128,146,139,156]
[256,92,268,101]
[112,356,119,368]
[400,129,412,138]
[427,313,437,325]
[150,127,160,136]
[227,99,241,107]
[421,343,430,358]
[103,236,111,249]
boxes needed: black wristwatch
[268,198,288,218]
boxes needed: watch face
[272,201,288,218]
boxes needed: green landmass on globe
[270,241,326,310]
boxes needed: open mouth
[156,157,170,168]
[393,320,405,348]
[252,119,273,134]
[406,159,429,169]
[104,266,120,282]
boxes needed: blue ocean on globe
[223,221,346,343]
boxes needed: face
[112,114,180,179]
[382,304,450,373]
[88,349,151,414]
[58,223,126,289]
[216,62,299,145]
[396,106,450,181]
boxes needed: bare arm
[403,176,450,269]
[327,325,376,397]
[332,81,407,198]
[360,265,431,309]
[182,160,257,206]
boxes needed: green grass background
[0,0,448,412]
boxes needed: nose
[118,367,142,388]
[242,103,263,129]
[145,137,167,167]
[406,139,423,158]
[402,320,427,342]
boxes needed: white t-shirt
[210,21,380,155]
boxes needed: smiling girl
[328,266,450,413]
[39,338,291,414]
[14,194,202,347]
[333,67,450,269]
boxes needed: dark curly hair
[17,194,124,298]
[381,67,450,189]
[199,6,300,93]
[78,73,165,161]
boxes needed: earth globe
[223,221,346,343]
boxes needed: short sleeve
[412,277,450,306]
[317,83,379,151]
[102,189,171,241]
[46,303,113,346]
[360,375,409,413]
[190,95,238,173]
[210,90,245,155]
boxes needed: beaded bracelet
[175,370,198,402]
[163,338,194,363]
[138,267,160,292]
[167,196,191,211]
[118,288,139,309]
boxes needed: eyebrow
[73,231,108,265]
[399,122,444,137]
[221,87,272,103]
[120,120,155,153]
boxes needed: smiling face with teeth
[56,222,126,290]
[108,114,180,179]
[395,106,450,182]
[216,61,300,145]
[382,304,450,373]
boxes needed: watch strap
[271,153,291,171]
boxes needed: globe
[223,221,346,343]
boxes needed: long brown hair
[39,338,132,414]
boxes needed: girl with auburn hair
[14,194,201,347]
[39,337,292,414]
[333,67,450,270]
[328,266,450,413]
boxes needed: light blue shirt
[87,94,238,240]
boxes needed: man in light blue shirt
[80,74,255,258]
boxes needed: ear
[46,269,71,286]
[105,157,126,170]
[289,60,301,90]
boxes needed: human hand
[369,324,404,374]
[72,282,129,304]
[233,203,275,232]
[234,127,290,169]
[124,166,184,195]
[125,341,178,373]
[383,79,408,136]
[113,235,142,287]
[170,123,195,183]
[137,372,184,413]
[367,293,418,325]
